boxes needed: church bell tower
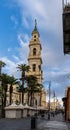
[28,20,43,84]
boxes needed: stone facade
[6,84,20,105]
[28,21,42,84]
[62,87,70,121]
[66,87,70,121]
[6,21,47,109]
[27,20,46,108]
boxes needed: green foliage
[17,64,30,78]
[0,61,6,68]
[0,85,2,92]
[27,75,43,92]
[17,63,30,104]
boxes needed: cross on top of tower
[35,19,37,29]
[32,19,40,37]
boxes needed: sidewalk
[0,117,31,130]
[37,113,69,130]
[66,122,70,130]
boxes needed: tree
[8,75,18,105]
[0,61,6,117]
[37,83,44,106]
[26,75,43,106]
[1,74,9,107]
[17,64,30,104]
[0,60,6,86]
[0,61,6,76]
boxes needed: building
[27,20,46,108]
[6,84,20,106]
[62,87,70,121]
[6,20,47,108]
[63,2,70,54]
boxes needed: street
[0,113,70,130]
[0,117,31,130]
[37,113,70,130]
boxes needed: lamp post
[43,80,51,120]
[48,81,51,120]
[0,77,3,117]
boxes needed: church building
[26,20,46,108]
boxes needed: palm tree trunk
[4,84,8,107]
[10,85,13,105]
[22,79,24,104]
[0,66,1,76]
[33,92,34,106]
[10,93,12,105]
[30,92,33,106]
[28,92,29,105]
[40,91,42,106]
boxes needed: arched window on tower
[38,65,41,71]
[33,64,36,71]
[33,48,36,55]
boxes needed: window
[65,18,70,29]
[33,64,36,71]
[65,33,70,43]
[34,35,36,41]
[38,65,41,71]
[33,48,36,55]
[34,35,36,38]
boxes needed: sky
[0,0,70,102]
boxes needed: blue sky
[0,0,70,102]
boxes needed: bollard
[31,116,36,129]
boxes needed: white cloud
[8,48,12,52]
[1,57,16,75]
[10,15,18,28]
[17,33,29,64]
[1,0,70,98]
[12,55,20,61]
[0,57,23,78]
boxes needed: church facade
[25,20,46,108]
[6,20,47,108]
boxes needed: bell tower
[28,20,42,84]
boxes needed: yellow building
[27,20,46,108]
[6,20,47,109]
[6,84,20,106]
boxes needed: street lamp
[43,80,51,120]
[48,81,51,120]
[0,77,3,117]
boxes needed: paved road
[0,117,31,130]
[0,113,70,130]
[37,113,69,130]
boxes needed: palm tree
[17,64,30,104]
[0,73,9,117]
[1,74,9,107]
[8,75,18,105]
[0,61,6,86]
[0,61,6,117]
[26,75,42,106]
[0,61,6,76]
[37,83,44,106]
